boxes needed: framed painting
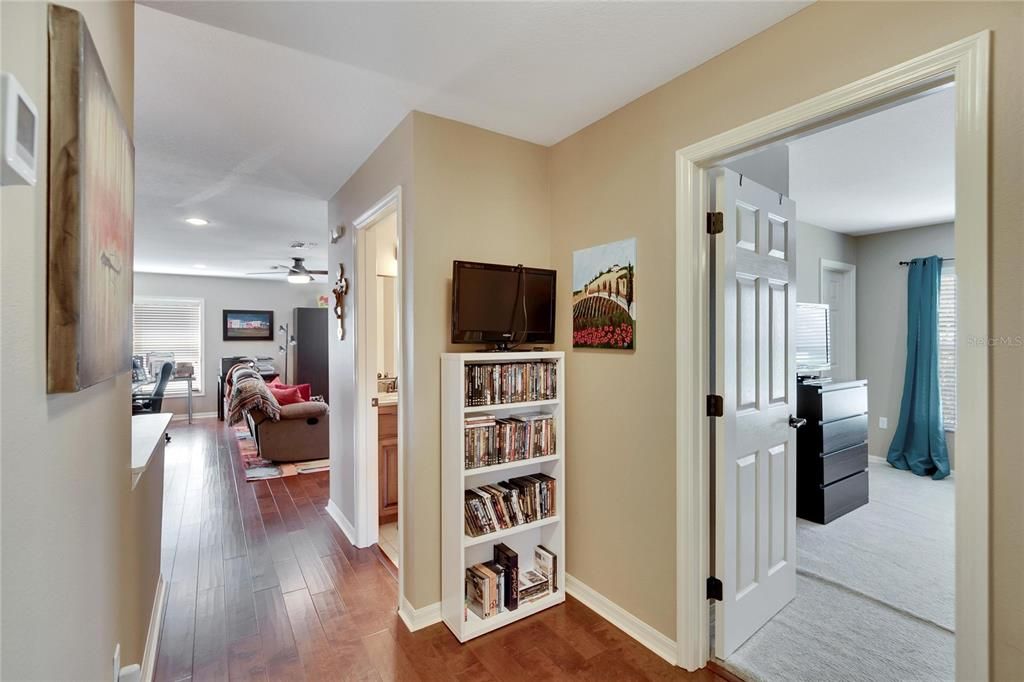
[47,6,135,393]
[223,310,275,341]
[572,238,636,349]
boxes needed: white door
[820,262,856,381]
[712,169,797,658]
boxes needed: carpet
[233,424,330,481]
[723,456,956,681]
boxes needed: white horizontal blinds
[795,304,830,372]
[938,265,957,430]
[133,297,203,397]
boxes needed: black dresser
[796,379,869,523]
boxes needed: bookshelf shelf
[463,515,561,548]
[442,351,566,643]
[463,453,560,478]
[463,398,560,413]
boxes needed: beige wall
[0,1,155,677]
[134,272,327,415]
[548,4,1022,671]
[855,223,956,459]
[327,114,414,526]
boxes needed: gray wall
[134,273,327,415]
[724,143,790,195]
[855,223,955,459]
[796,220,859,303]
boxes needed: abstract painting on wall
[572,238,636,349]
[47,5,135,393]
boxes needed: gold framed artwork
[47,5,134,393]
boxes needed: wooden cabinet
[796,379,869,524]
[378,404,399,524]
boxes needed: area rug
[722,456,956,681]
[233,424,330,481]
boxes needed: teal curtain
[887,256,950,480]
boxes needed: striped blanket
[226,364,281,425]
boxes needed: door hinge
[707,576,723,601]
[706,211,724,235]
[706,394,723,417]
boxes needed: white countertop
[377,392,398,406]
[132,413,173,485]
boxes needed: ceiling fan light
[287,273,312,284]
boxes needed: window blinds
[133,297,203,397]
[937,265,957,431]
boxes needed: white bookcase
[441,351,566,641]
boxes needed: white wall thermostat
[1,72,39,186]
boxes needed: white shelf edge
[463,515,560,548]
[463,398,560,413]
[461,590,566,640]
[463,454,560,478]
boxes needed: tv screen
[451,260,556,347]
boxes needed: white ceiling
[134,1,810,279]
[789,87,955,235]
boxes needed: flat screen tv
[451,260,556,349]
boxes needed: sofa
[225,364,329,463]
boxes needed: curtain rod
[898,258,956,266]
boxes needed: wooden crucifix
[332,263,349,340]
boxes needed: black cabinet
[294,307,329,401]
[797,379,869,523]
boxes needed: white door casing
[713,169,797,658]
[820,260,856,381]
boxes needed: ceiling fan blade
[308,270,328,275]
[245,271,284,275]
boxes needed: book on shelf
[464,412,556,469]
[465,361,557,407]
[466,565,491,619]
[518,569,550,604]
[464,474,557,538]
[493,543,519,611]
[534,545,558,593]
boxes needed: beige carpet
[723,457,956,681]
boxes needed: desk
[133,375,195,424]
[131,412,172,489]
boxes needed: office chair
[133,363,172,413]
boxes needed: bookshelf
[442,351,566,642]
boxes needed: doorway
[819,260,856,381]
[353,189,403,574]
[674,32,989,679]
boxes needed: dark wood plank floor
[155,419,734,681]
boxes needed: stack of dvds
[464,544,558,620]
[464,474,557,537]
[464,362,557,406]
[464,412,555,469]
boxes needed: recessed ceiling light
[192,263,207,269]
[185,217,209,226]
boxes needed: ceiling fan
[246,257,327,284]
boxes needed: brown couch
[246,400,329,463]
[224,363,329,463]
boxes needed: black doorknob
[789,415,807,429]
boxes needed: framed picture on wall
[572,238,636,349]
[223,310,274,341]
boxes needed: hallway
[154,420,732,681]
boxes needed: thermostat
[1,72,38,186]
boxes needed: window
[133,297,204,397]
[938,265,956,430]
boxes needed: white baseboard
[140,574,168,682]
[170,411,216,422]
[566,574,677,665]
[398,596,442,632]
[324,499,357,546]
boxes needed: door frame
[819,258,857,380]
[675,32,989,676]
[352,186,405,598]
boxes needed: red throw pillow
[268,384,303,406]
[268,378,311,401]
[295,383,312,401]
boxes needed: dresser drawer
[821,442,868,485]
[820,384,868,422]
[798,470,869,524]
[821,413,868,454]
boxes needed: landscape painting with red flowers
[571,238,636,350]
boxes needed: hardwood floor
[155,419,732,681]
